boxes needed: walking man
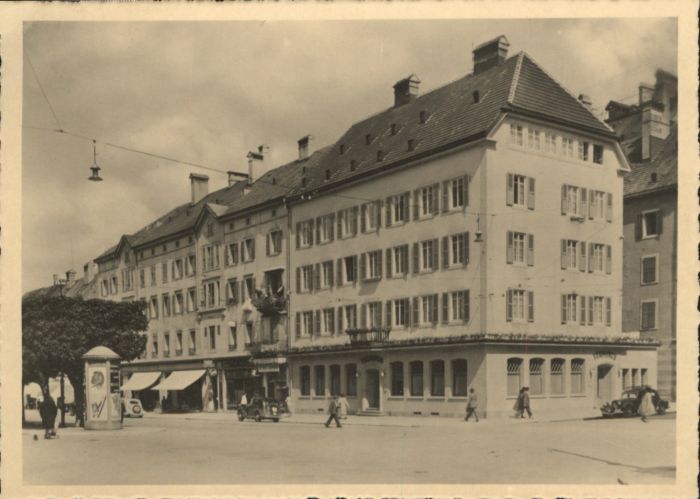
[39,388,58,439]
[465,388,479,422]
[521,386,532,418]
[324,395,342,428]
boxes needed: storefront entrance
[365,369,380,409]
[597,364,614,402]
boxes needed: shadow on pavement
[548,447,676,480]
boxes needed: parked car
[601,387,668,417]
[122,398,144,418]
[237,397,283,422]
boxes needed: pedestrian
[239,392,248,409]
[465,388,479,422]
[521,386,532,418]
[38,388,58,439]
[514,387,524,418]
[324,395,342,428]
[337,393,349,420]
[639,386,655,422]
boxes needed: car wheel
[237,412,245,421]
[255,412,262,422]
[273,418,279,423]
[622,405,635,417]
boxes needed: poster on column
[87,365,109,421]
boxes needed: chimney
[641,100,669,161]
[247,145,268,184]
[66,269,77,284]
[472,35,510,75]
[578,94,593,111]
[189,173,209,205]
[298,135,313,160]
[53,274,60,286]
[638,83,654,105]
[393,75,420,107]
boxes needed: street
[23,410,675,485]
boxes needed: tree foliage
[22,295,148,424]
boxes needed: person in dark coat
[520,386,532,418]
[324,395,342,428]
[39,389,58,439]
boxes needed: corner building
[286,36,658,418]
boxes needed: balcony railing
[346,327,391,345]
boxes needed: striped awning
[120,372,161,391]
[150,370,205,391]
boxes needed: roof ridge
[520,51,614,133]
[507,51,525,103]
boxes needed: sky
[22,18,677,293]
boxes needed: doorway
[597,364,613,402]
[365,369,380,409]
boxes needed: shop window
[550,358,564,394]
[314,365,326,397]
[330,365,341,396]
[632,368,640,387]
[345,364,357,397]
[300,366,311,396]
[451,359,468,397]
[622,368,631,389]
[507,358,522,396]
[641,368,648,386]
[390,362,404,396]
[430,360,445,397]
[570,358,584,394]
[409,361,423,397]
[529,358,544,395]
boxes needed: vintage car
[237,397,283,422]
[600,387,669,417]
[122,398,145,418]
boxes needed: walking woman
[39,387,58,439]
[639,386,655,422]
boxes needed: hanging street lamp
[88,139,103,181]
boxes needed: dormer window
[377,150,385,162]
[365,134,372,145]
[271,177,276,185]
[472,90,480,103]
[301,177,307,187]
[325,169,331,181]
[339,144,346,155]
[407,139,416,151]
[350,160,357,172]
[419,110,428,124]
[650,172,657,183]
[302,166,307,175]
[390,123,398,135]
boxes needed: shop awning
[120,372,161,391]
[150,370,205,391]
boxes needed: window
[588,243,604,273]
[330,365,341,396]
[206,223,214,237]
[161,262,169,283]
[506,289,533,322]
[443,175,469,211]
[345,364,357,396]
[301,311,314,337]
[452,359,468,397]
[322,308,335,335]
[297,219,314,248]
[407,139,416,151]
[509,123,523,146]
[173,291,184,315]
[561,294,578,323]
[544,132,557,154]
[202,244,220,271]
[225,242,239,266]
[321,260,334,289]
[387,245,409,278]
[392,298,410,327]
[562,137,574,157]
[507,232,534,266]
[361,201,380,233]
[243,275,255,301]
[100,280,109,297]
[593,144,604,164]
[225,325,237,351]
[241,238,255,263]
[300,366,311,396]
[206,324,218,350]
[507,358,522,396]
[162,333,170,357]
[641,210,661,238]
[172,259,183,280]
[314,365,325,397]
[390,362,404,396]
[562,184,588,218]
[414,239,438,272]
[188,329,196,354]
[344,305,357,330]
[362,250,382,281]
[267,230,283,256]
[430,360,445,396]
[592,296,605,324]
[419,294,438,326]
[387,192,409,226]
[365,133,373,145]
[622,368,631,389]
[162,293,171,317]
[578,140,589,161]
[419,110,428,124]
[226,278,239,305]
[149,296,159,319]
[641,300,657,330]
[186,287,197,312]
[570,358,584,394]
[590,190,606,219]
[415,184,439,218]
[340,255,357,285]
[527,128,541,150]
[632,368,640,387]
[446,290,470,323]
[150,265,157,286]
[336,207,358,239]
[442,232,469,267]
[317,214,335,244]
[410,361,423,396]
[175,331,183,355]
[139,269,145,288]
[529,358,544,395]
[641,368,648,386]
[366,301,382,328]
[550,358,564,394]
[151,334,159,357]
[641,255,658,285]
[201,279,221,308]
[298,265,313,293]
[110,276,118,294]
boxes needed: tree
[22,295,148,426]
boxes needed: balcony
[245,315,288,356]
[346,327,391,345]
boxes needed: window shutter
[412,242,419,273]
[360,205,367,233]
[265,234,270,257]
[386,249,393,278]
[240,280,246,302]
[605,297,612,326]
[605,245,612,274]
[441,293,449,324]
[580,188,588,217]
[579,241,586,272]
[336,258,343,285]
[295,222,301,249]
[329,309,335,334]
[606,193,613,222]
[352,206,359,235]
[527,234,534,266]
[328,261,334,287]
[561,185,568,215]
[588,242,594,273]
[337,307,344,334]
[432,239,439,270]
[442,181,449,212]
[588,189,594,219]
[352,255,359,283]
[431,294,438,325]
[579,296,586,325]
[442,236,449,268]
[314,310,321,337]
[464,233,470,266]
[250,240,255,260]
[295,312,301,338]
[337,211,343,237]
[375,200,381,229]
[412,297,419,327]
[587,296,594,325]
[360,304,367,328]
[386,300,392,327]
[635,213,643,240]
[506,290,512,322]
[360,253,366,281]
[402,193,410,222]
[527,291,534,322]
[463,290,471,323]
[315,217,321,245]
[329,214,335,242]
[561,295,567,324]
[413,190,420,220]
[296,267,301,294]
[506,173,514,206]
[527,177,535,210]
[314,263,321,291]
[386,197,392,226]
[656,209,663,234]
[507,232,514,264]
[432,184,440,214]
[251,277,256,295]
[560,239,567,269]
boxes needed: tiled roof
[624,126,677,197]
